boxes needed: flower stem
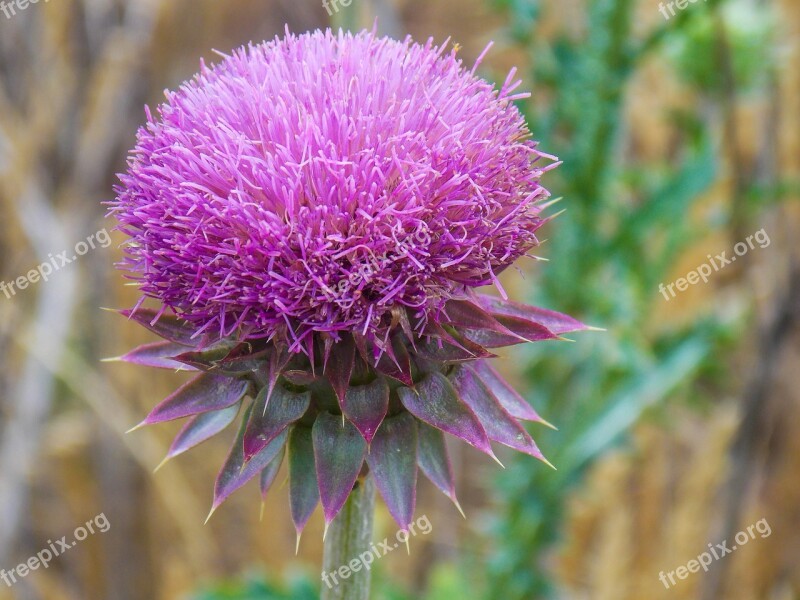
[321,475,376,600]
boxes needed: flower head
[113,28,553,350]
[111,28,587,537]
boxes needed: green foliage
[370,563,478,600]
[665,1,776,93]
[189,564,478,600]
[190,572,318,600]
[421,564,477,600]
[491,0,541,42]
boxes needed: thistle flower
[110,28,588,537]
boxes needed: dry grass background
[0,0,798,599]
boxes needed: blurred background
[0,0,798,598]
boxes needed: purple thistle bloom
[110,28,588,535]
[113,28,554,349]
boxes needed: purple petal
[459,327,528,349]
[442,299,512,333]
[282,370,319,386]
[164,403,240,461]
[260,445,286,500]
[470,361,550,425]
[477,295,589,334]
[417,422,459,504]
[352,333,371,365]
[417,330,495,363]
[118,341,197,370]
[138,373,249,426]
[172,340,240,371]
[398,371,495,458]
[288,426,319,534]
[324,335,355,404]
[243,385,310,462]
[119,308,197,346]
[216,346,270,375]
[449,364,544,458]
[258,346,291,407]
[395,308,416,347]
[493,314,557,342]
[375,338,413,386]
[312,412,367,523]
[210,405,288,514]
[341,377,390,444]
[366,412,418,530]
[424,322,472,347]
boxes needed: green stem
[321,475,376,600]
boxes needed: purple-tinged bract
[110,28,588,536]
